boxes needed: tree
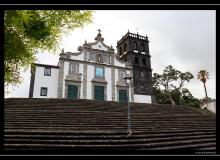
[153,86,200,107]
[4,10,93,87]
[152,65,194,106]
[197,70,209,102]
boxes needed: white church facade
[29,30,153,103]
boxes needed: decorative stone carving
[116,80,127,87]
[66,74,82,82]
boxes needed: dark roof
[33,63,59,69]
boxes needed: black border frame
[1,3,219,157]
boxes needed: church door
[119,90,128,102]
[67,85,78,99]
[94,86,104,101]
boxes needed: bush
[185,102,200,108]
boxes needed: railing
[118,32,147,44]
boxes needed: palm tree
[197,70,209,101]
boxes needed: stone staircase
[4,98,216,152]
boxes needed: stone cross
[136,27,139,34]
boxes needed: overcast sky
[5,10,216,99]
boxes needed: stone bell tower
[116,31,153,96]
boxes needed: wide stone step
[4,122,215,127]
[4,111,210,116]
[4,103,205,109]
[5,123,216,128]
[4,138,216,150]
[5,134,215,144]
[5,126,215,132]
[5,130,216,140]
[3,105,201,111]
[143,142,216,150]
[5,113,214,119]
[4,109,202,114]
[4,98,216,151]
[4,116,215,121]
[4,128,216,135]
[196,146,216,150]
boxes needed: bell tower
[116,31,153,95]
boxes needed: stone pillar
[83,50,88,99]
[111,67,115,101]
[57,60,64,98]
[83,63,87,99]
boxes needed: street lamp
[124,73,132,136]
[78,73,82,80]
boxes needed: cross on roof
[98,29,101,34]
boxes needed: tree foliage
[152,65,194,106]
[4,10,93,87]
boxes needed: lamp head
[124,74,132,84]
[79,73,82,79]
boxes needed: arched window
[133,41,138,50]
[140,84,145,91]
[123,43,127,52]
[96,54,102,63]
[141,43,145,51]
[134,57,139,64]
[119,47,122,55]
[142,58,146,65]
[140,71,145,79]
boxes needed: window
[69,63,77,75]
[134,57,139,64]
[89,52,96,61]
[140,71,145,80]
[142,58,146,65]
[40,87,47,96]
[119,47,122,55]
[123,43,127,52]
[133,41,138,50]
[96,67,104,78]
[141,43,145,51]
[96,54,102,63]
[102,54,110,64]
[140,84,145,91]
[44,67,51,76]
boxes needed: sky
[5,10,216,99]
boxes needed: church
[29,30,154,103]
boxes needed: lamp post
[124,73,132,136]
[78,73,82,80]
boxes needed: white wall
[134,94,152,104]
[70,51,84,61]
[105,67,112,101]
[201,101,216,114]
[87,64,94,99]
[91,42,108,51]
[33,66,59,98]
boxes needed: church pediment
[91,41,110,51]
[80,30,115,52]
